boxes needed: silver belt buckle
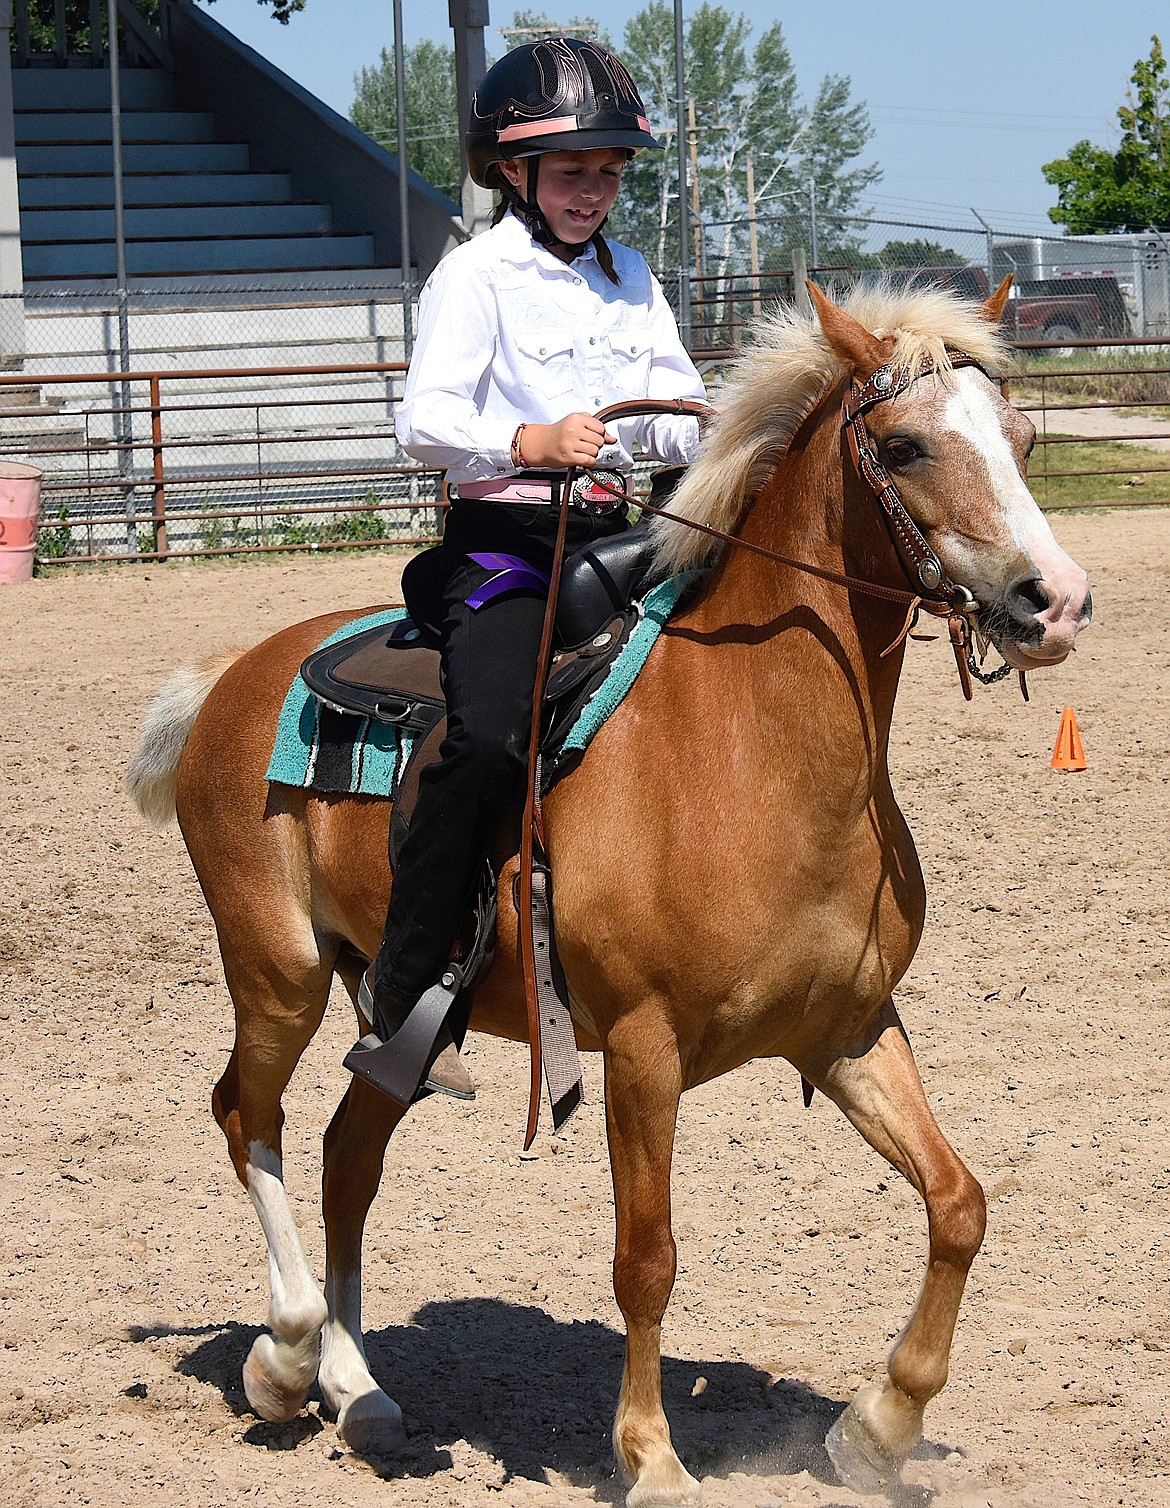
[569,468,627,516]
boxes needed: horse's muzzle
[994,571,1093,668]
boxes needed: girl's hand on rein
[522,413,618,469]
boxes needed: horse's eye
[884,437,921,467]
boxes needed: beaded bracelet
[510,423,528,469]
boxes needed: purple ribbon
[465,552,551,610]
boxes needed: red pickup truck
[863,266,1131,342]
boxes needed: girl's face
[501,148,627,245]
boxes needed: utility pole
[392,0,412,359]
[672,0,690,347]
[686,95,702,283]
[449,0,493,237]
[745,147,760,309]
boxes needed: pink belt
[457,477,560,502]
[456,469,630,515]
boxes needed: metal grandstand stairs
[13,67,380,283]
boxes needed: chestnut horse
[128,284,1090,1502]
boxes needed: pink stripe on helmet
[498,116,579,142]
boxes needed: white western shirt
[395,212,706,485]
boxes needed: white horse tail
[126,651,244,826]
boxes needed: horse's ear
[980,274,1013,324]
[806,281,889,375]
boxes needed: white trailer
[993,233,1170,336]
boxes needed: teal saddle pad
[266,579,685,797]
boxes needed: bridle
[582,361,1027,703]
[839,354,1020,700]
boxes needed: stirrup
[344,966,475,1109]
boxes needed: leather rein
[517,359,1022,1144]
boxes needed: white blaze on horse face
[941,370,1089,653]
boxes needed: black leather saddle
[394,519,658,650]
[299,521,669,846]
[302,522,657,730]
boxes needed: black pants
[374,498,627,1009]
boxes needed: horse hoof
[825,1387,902,1495]
[625,1462,703,1506]
[337,1388,407,1456]
[243,1334,315,1423]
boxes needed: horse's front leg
[319,1075,408,1454]
[804,999,987,1493]
[605,1017,700,1507]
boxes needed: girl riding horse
[354,37,708,1106]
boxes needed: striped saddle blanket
[266,576,685,798]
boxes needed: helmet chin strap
[515,155,597,257]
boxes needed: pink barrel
[0,462,43,584]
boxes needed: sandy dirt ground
[1,511,1168,1508]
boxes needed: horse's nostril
[1009,577,1051,618]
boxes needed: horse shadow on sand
[131,1299,953,1504]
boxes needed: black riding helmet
[468,37,661,250]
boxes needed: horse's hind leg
[213,949,332,1424]
[805,999,987,1492]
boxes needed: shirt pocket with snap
[610,329,653,397]
[513,329,577,399]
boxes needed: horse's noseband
[842,353,1019,700]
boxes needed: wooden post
[790,246,810,313]
[687,96,703,283]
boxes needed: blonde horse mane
[650,283,1012,576]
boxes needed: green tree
[18,0,163,53]
[612,2,878,276]
[1043,36,1170,231]
[201,0,306,21]
[351,41,462,205]
[877,239,966,267]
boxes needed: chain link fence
[3,278,446,562]
[659,210,1170,353]
[4,220,1170,567]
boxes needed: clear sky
[199,0,1164,237]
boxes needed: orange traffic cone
[1051,706,1087,771]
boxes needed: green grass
[1028,435,1170,508]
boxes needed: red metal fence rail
[2,340,1167,569]
[2,360,451,564]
